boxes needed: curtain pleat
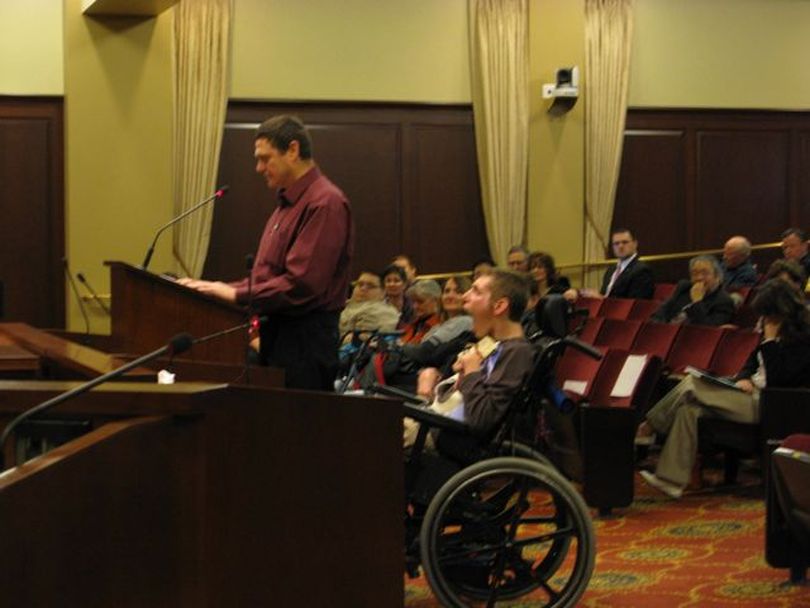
[584,0,633,285]
[172,0,232,277]
[469,0,529,264]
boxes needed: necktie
[606,264,622,295]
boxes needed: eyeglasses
[612,240,631,246]
[356,281,381,289]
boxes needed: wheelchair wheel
[420,457,594,607]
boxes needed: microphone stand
[77,272,111,316]
[245,254,255,385]
[63,258,91,340]
[141,186,229,271]
[0,333,193,471]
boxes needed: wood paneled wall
[613,109,810,282]
[0,97,64,327]
[204,102,489,282]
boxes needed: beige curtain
[469,0,530,265]
[583,0,633,286]
[172,0,232,277]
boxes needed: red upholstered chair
[594,319,642,351]
[665,324,724,374]
[709,329,761,377]
[599,297,635,320]
[576,317,604,345]
[587,349,663,411]
[631,321,681,361]
[627,298,662,322]
[554,347,604,401]
[575,296,604,318]
[653,283,677,301]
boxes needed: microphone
[244,254,256,384]
[0,332,193,471]
[192,316,267,347]
[76,272,111,316]
[141,185,230,271]
[63,258,90,337]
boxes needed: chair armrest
[402,403,471,434]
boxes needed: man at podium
[179,115,353,390]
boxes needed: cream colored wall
[629,0,810,109]
[0,0,64,95]
[64,1,174,331]
[527,0,585,279]
[231,0,471,103]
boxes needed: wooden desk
[0,381,403,607]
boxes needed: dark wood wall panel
[695,131,789,248]
[614,110,810,283]
[205,102,488,282]
[0,98,64,327]
[404,124,486,273]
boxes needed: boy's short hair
[486,269,530,322]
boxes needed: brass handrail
[416,241,783,281]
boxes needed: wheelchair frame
[392,335,600,607]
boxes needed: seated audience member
[383,264,413,325]
[506,245,530,272]
[392,254,418,285]
[652,255,735,326]
[781,227,810,284]
[400,280,442,344]
[637,279,810,498]
[472,256,496,280]
[386,276,475,390]
[411,269,535,439]
[721,235,759,290]
[528,251,572,297]
[599,228,655,299]
[765,259,807,297]
[338,270,400,341]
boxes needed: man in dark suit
[781,227,810,287]
[598,228,655,299]
[652,255,736,326]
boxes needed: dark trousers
[259,311,340,391]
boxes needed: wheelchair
[372,332,600,607]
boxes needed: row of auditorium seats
[576,288,757,327]
[576,316,759,377]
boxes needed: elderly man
[506,245,530,272]
[652,255,736,326]
[721,235,758,290]
[781,228,810,286]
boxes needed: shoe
[634,432,656,446]
[640,470,684,499]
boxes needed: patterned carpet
[404,472,810,607]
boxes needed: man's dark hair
[487,269,530,322]
[781,227,808,242]
[611,227,636,241]
[255,115,313,159]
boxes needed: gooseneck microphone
[141,185,230,271]
[76,272,111,316]
[63,258,90,337]
[0,333,194,471]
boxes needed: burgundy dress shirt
[231,166,353,315]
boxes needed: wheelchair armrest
[402,403,471,434]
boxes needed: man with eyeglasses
[597,228,655,299]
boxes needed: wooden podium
[107,261,248,364]
[0,380,404,606]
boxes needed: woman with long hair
[637,279,810,498]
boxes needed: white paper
[610,354,648,398]
[562,380,588,396]
[157,369,176,385]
